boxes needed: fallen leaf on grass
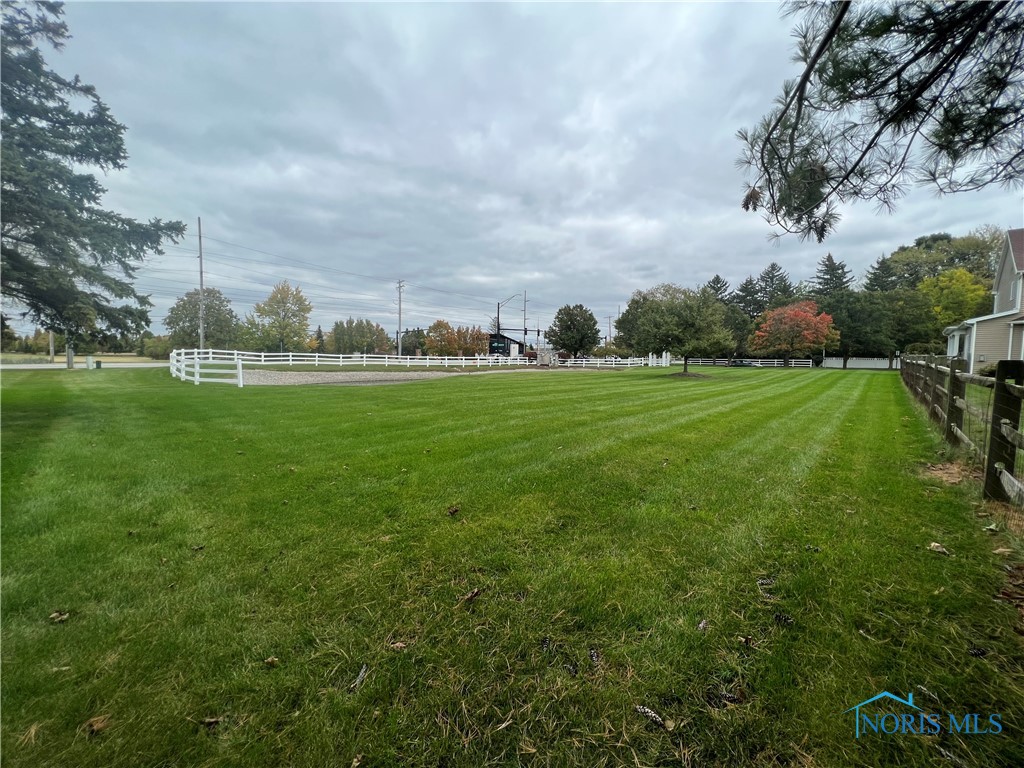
[983,523,1000,533]
[446,505,460,516]
[84,715,110,736]
[993,547,1014,556]
[48,611,69,624]
[264,656,280,667]
[351,756,364,768]
[928,542,950,556]
[387,641,408,651]
[200,717,222,730]
[458,587,484,607]
[191,545,205,552]
[697,619,709,633]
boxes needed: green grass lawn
[2,367,1021,767]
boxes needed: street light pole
[497,294,520,354]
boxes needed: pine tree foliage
[1,1,184,339]
[730,276,766,319]
[703,275,731,301]
[758,262,796,309]
[738,1,1024,242]
[812,253,855,297]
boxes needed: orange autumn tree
[748,300,838,366]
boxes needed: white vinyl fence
[685,358,814,368]
[169,349,647,386]
[169,350,822,386]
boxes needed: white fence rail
[686,358,814,368]
[168,349,816,386]
[168,349,649,386]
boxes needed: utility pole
[606,315,612,346]
[523,291,528,350]
[497,294,520,354]
[197,217,206,351]
[48,330,54,363]
[397,280,405,355]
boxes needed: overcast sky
[41,1,1024,342]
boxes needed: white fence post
[237,358,244,388]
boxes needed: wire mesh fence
[902,356,1024,535]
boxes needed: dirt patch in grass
[922,462,981,485]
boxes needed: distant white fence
[560,357,646,368]
[686,358,814,368]
[822,357,897,369]
[169,349,647,386]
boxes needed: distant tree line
[612,225,1002,368]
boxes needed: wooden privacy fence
[902,356,1024,506]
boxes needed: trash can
[95,360,102,369]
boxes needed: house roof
[943,307,1022,334]
[1010,228,1024,272]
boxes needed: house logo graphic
[844,690,1003,739]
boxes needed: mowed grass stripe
[1,368,1021,768]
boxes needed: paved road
[1,362,168,371]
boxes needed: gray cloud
[28,1,1021,339]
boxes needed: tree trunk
[843,354,850,369]
[784,353,791,367]
[683,355,689,373]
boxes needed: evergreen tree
[1,2,184,342]
[729,276,766,319]
[703,275,730,301]
[812,253,855,297]
[739,1,1024,241]
[314,325,326,353]
[863,256,900,292]
[758,262,796,309]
